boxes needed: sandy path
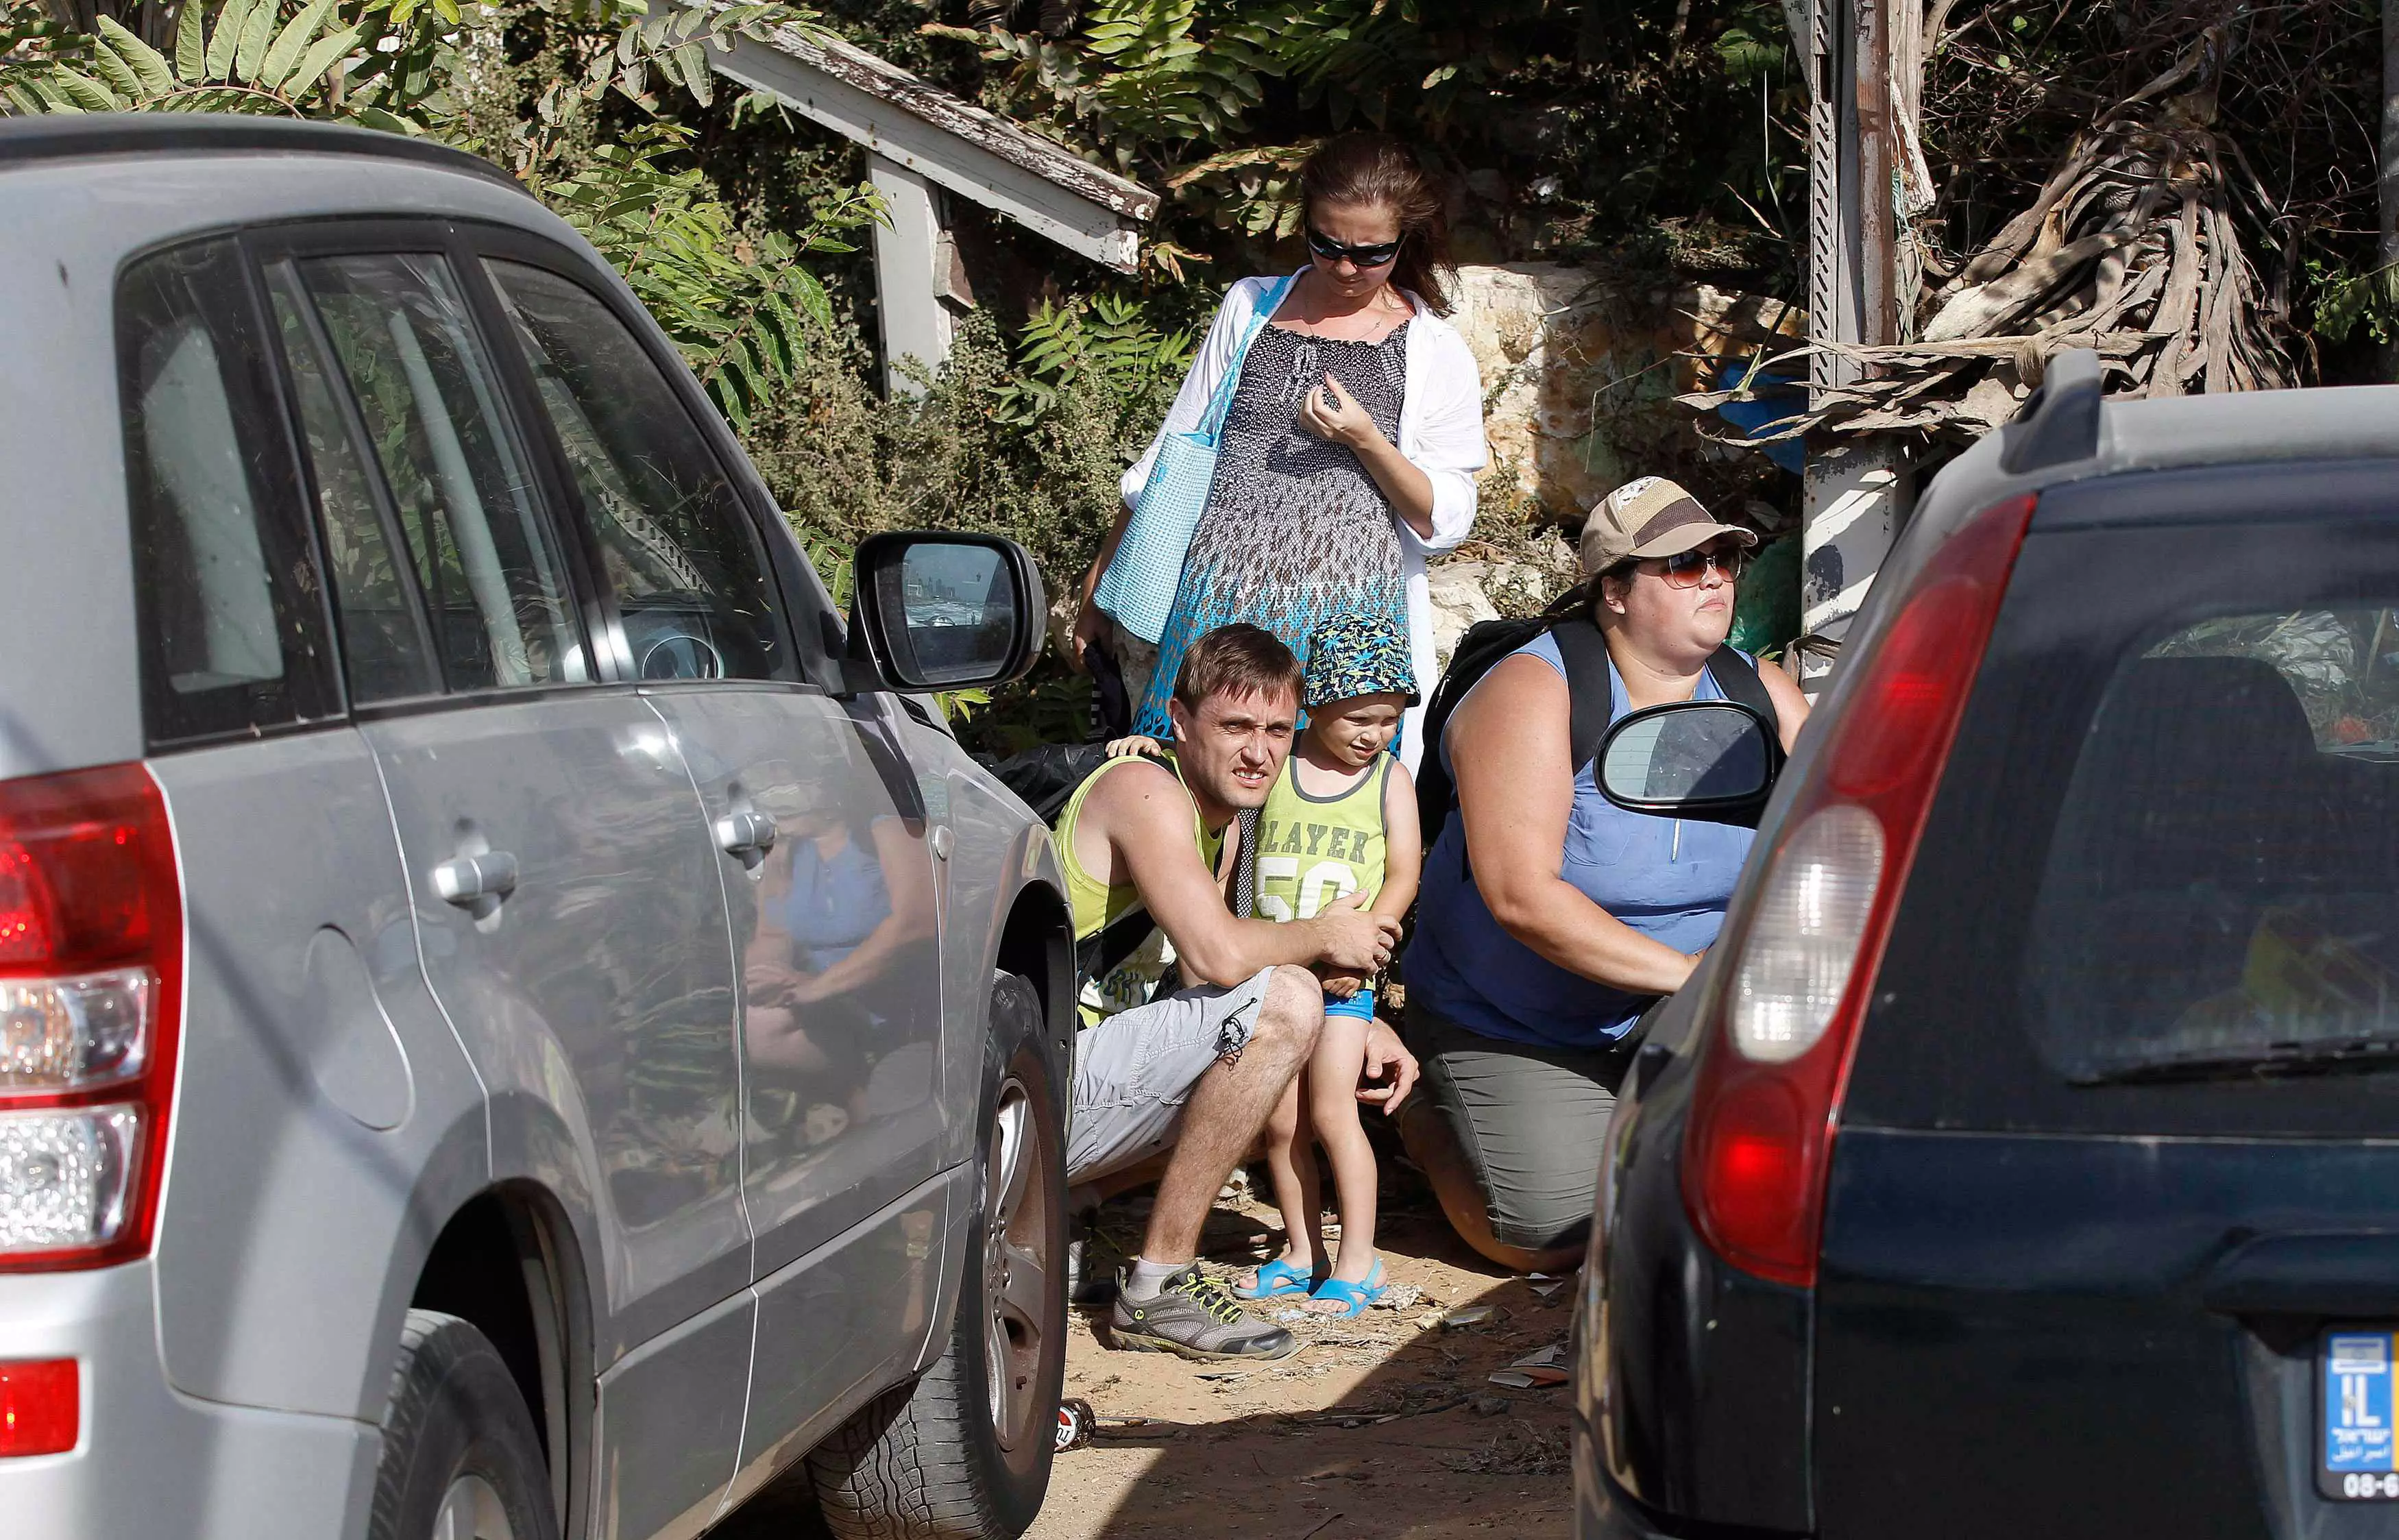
[1027,1180,1579,1540]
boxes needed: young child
[1241,615,1422,1316]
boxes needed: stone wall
[1446,265,1802,526]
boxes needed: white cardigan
[1117,272,1489,771]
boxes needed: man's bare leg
[1139,964,1324,1266]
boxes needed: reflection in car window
[2027,607,2399,1081]
[119,238,337,743]
[264,262,441,704]
[299,253,588,692]
[736,754,938,1153]
[484,260,786,683]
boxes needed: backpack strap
[1704,645,1779,736]
[1077,904,1161,986]
[1550,618,1619,776]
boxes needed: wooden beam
[869,154,956,395]
[704,22,1154,272]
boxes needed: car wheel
[369,1310,557,1540]
[810,970,1069,1539]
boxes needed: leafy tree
[914,0,1807,286]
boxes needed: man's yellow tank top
[1251,753,1390,921]
[1054,754,1223,1023]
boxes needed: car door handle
[2202,1232,2399,1318]
[714,809,778,859]
[432,851,519,906]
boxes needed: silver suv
[0,116,1076,1540]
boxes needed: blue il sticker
[2328,1332,2398,1473]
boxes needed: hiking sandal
[1235,1255,1317,1300]
[1306,1259,1387,1319]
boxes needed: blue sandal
[1308,1259,1386,1319]
[1237,1255,1317,1300]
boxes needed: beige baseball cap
[1578,476,1758,575]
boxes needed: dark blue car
[1575,352,2399,1540]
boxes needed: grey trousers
[1404,999,1649,1255]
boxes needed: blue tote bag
[1095,273,1298,645]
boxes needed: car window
[483,259,789,683]
[263,262,441,705]
[1847,496,2399,1137]
[297,252,589,692]
[2025,607,2399,1083]
[119,238,338,745]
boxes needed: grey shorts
[1067,967,1275,1183]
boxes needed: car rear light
[2,969,153,1090]
[1684,494,2036,1287]
[1727,805,1884,1062]
[0,1358,80,1456]
[0,766,181,1273]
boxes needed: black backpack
[1413,594,1780,854]
[972,740,1112,824]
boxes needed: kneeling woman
[1398,478,1809,1271]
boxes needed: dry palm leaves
[1690,21,2299,447]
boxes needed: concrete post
[867,153,955,396]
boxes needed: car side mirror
[1596,700,1782,827]
[844,532,1047,694]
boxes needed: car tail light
[0,766,181,1272]
[0,1358,79,1456]
[1683,494,2036,1287]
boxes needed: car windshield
[2026,604,2399,1084]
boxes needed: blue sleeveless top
[1403,633,1758,1049]
[777,825,890,973]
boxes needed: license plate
[2322,1328,2399,1500]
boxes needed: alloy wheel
[429,1473,513,1540]
[982,1074,1051,1454]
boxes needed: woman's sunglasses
[1306,226,1403,268]
[1637,542,1752,588]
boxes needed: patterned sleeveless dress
[1132,319,1412,737]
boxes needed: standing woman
[1072,133,1487,771]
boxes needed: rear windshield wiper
[2075,1038,2399,1086]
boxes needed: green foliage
[993,291,1193,425]
[2,0,446,127]
[916,0,1805,281]
[539,128,879,429]
[1712,21,1783,85]
[2310,258,2399,350]
[740,300,1180,594]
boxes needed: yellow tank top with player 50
[1251,755,1390,920]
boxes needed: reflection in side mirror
[1596,701,1781,827]
[849,532,1047,692]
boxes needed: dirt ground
[1026,1165,1580,1540]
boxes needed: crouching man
[1054,624,1418,1360]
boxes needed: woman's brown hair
[1300,132,1454,317]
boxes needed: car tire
[369,1309,558,1540]
[809,970,1069,1539]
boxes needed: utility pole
[2382,0,2399,380]
[1800,0,1911,685]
